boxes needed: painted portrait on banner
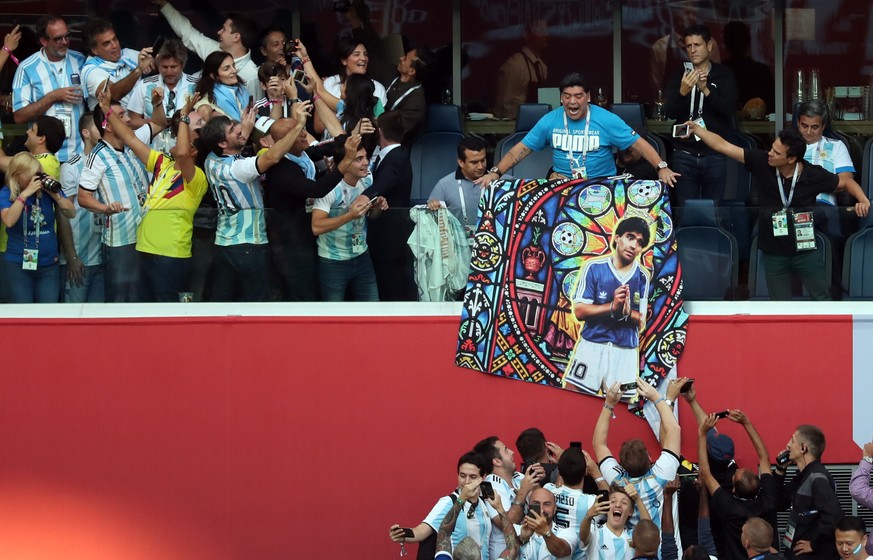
[455,175,687,412]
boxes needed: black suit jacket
[363,144,412,207]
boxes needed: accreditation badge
[56,108,73,138]
[792,211,816,251]
[781,521,796,550]
[692,118,706,141]
[772,209,789,237]
[572,166,587,180]
[22,249,39,270]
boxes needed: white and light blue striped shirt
[81,48,141,109]
[518,523,579,560]
[545,483,597,560]
[585,524,633,560]
[127,73,197,153]
[12,48,86,162]
[205,153,267,246]
[313,176,372,261]
[486,473,523,559]
[79,139,148,247]
[600,452,680,532]
[423,494,495,560]
[60,154,103,266]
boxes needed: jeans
[208,243,269,302]
[318,252,379,302]
[140,253,191,302]
[762,250,831,301]
[671,150,727,206]
[62,264,105,303]
[104,244,142,302]
[3,259,61,303]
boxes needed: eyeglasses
[46,32,72,45]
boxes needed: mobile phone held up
[680,378,695,393]
[479,481,494,500]
[673,124,689,138]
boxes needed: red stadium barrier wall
[0,307,859,559]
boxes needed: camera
[776,449,791,466]
[37,172,61,194]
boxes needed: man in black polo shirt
[686,121,870,300]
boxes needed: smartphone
[596,489,609,503]
[101,79,111,95]
[672,124,689,138]
[618,382,637,392]
[369,196,380,206]
[292,69,309,86]
[684,61,694,73]
[479,481,494,500]
[246,95,254,112]
[401,527,415,539]
[527,503,541,518]
[570,441,582,449]
[151,35,165,55]
[680,378,695,393]
[714,410,730,419]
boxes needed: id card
[352,232,365,251]
[464,225,476,246]
[692,118,706,141]
[772,209,789,237]
[572,167,587,180]
[781,522,796,550]
[793,211,816,251]
[22,249,38,270]
[56,110,73,138]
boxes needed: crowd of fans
[387,378,873,560]
[0,5,438,304]
[1,10,870,304]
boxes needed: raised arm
[485,494,520,559]
[174,94,200,183]
[680,383,708,426]
[697,414,722,496]
[256,101,311,172]
[99,83,151,165]
[156,0,220,60]
[630,135,678,188]
[686,121,745,164]
[730,410,770,474]
[592,382,621,462]
[579,497,610,546]
[625,483,651,521]
[109,48,155,103]
[477,141,532,186]
[660,478,680,560]
[835,173,871,217]
[636,377,680,456]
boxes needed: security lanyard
[563,107,591,169]
[386,77,421,111]
[457,180,468,224]
[688,86,705,120]
[776,163,801,209]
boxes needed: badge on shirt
[772,209,789,237]
[692,118,706,142]
[572,166,587,180]
[352,232,365,250]
[22,249,39,270]
[781,521,796,550]
[793,211,816,251]
[56,109,73,139]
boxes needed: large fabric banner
[456,176,688,412]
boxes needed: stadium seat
[677,198,719,228]
[424,104,463,133]
[676,226,739,300]
[843,228,873,299]
[610,103,648,135]
[748,232,832,299]
[515,103,551,131]
[645,132,667,161]
[496,131,553,181]
[410,131,465,204]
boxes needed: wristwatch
[664,398,676,408]
[544,530,553,538]
[487,166,500,176]
[179,115,191,125]
[863,456,873,464]
[657,161,669,170]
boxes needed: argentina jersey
[312,180,369,261]
[574,257,650,348]
[586,523,633,560]
[81,48,141,109]
[205,153,267,246]
[519,524,579,560]
[80,140,148,247]
[544,483,596,560]
[128,74,197,120]
[60,155,102,266]
[486,473,521,559]
[423,495,495,560]
[12,49,86,162]
[599,452,680,532]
